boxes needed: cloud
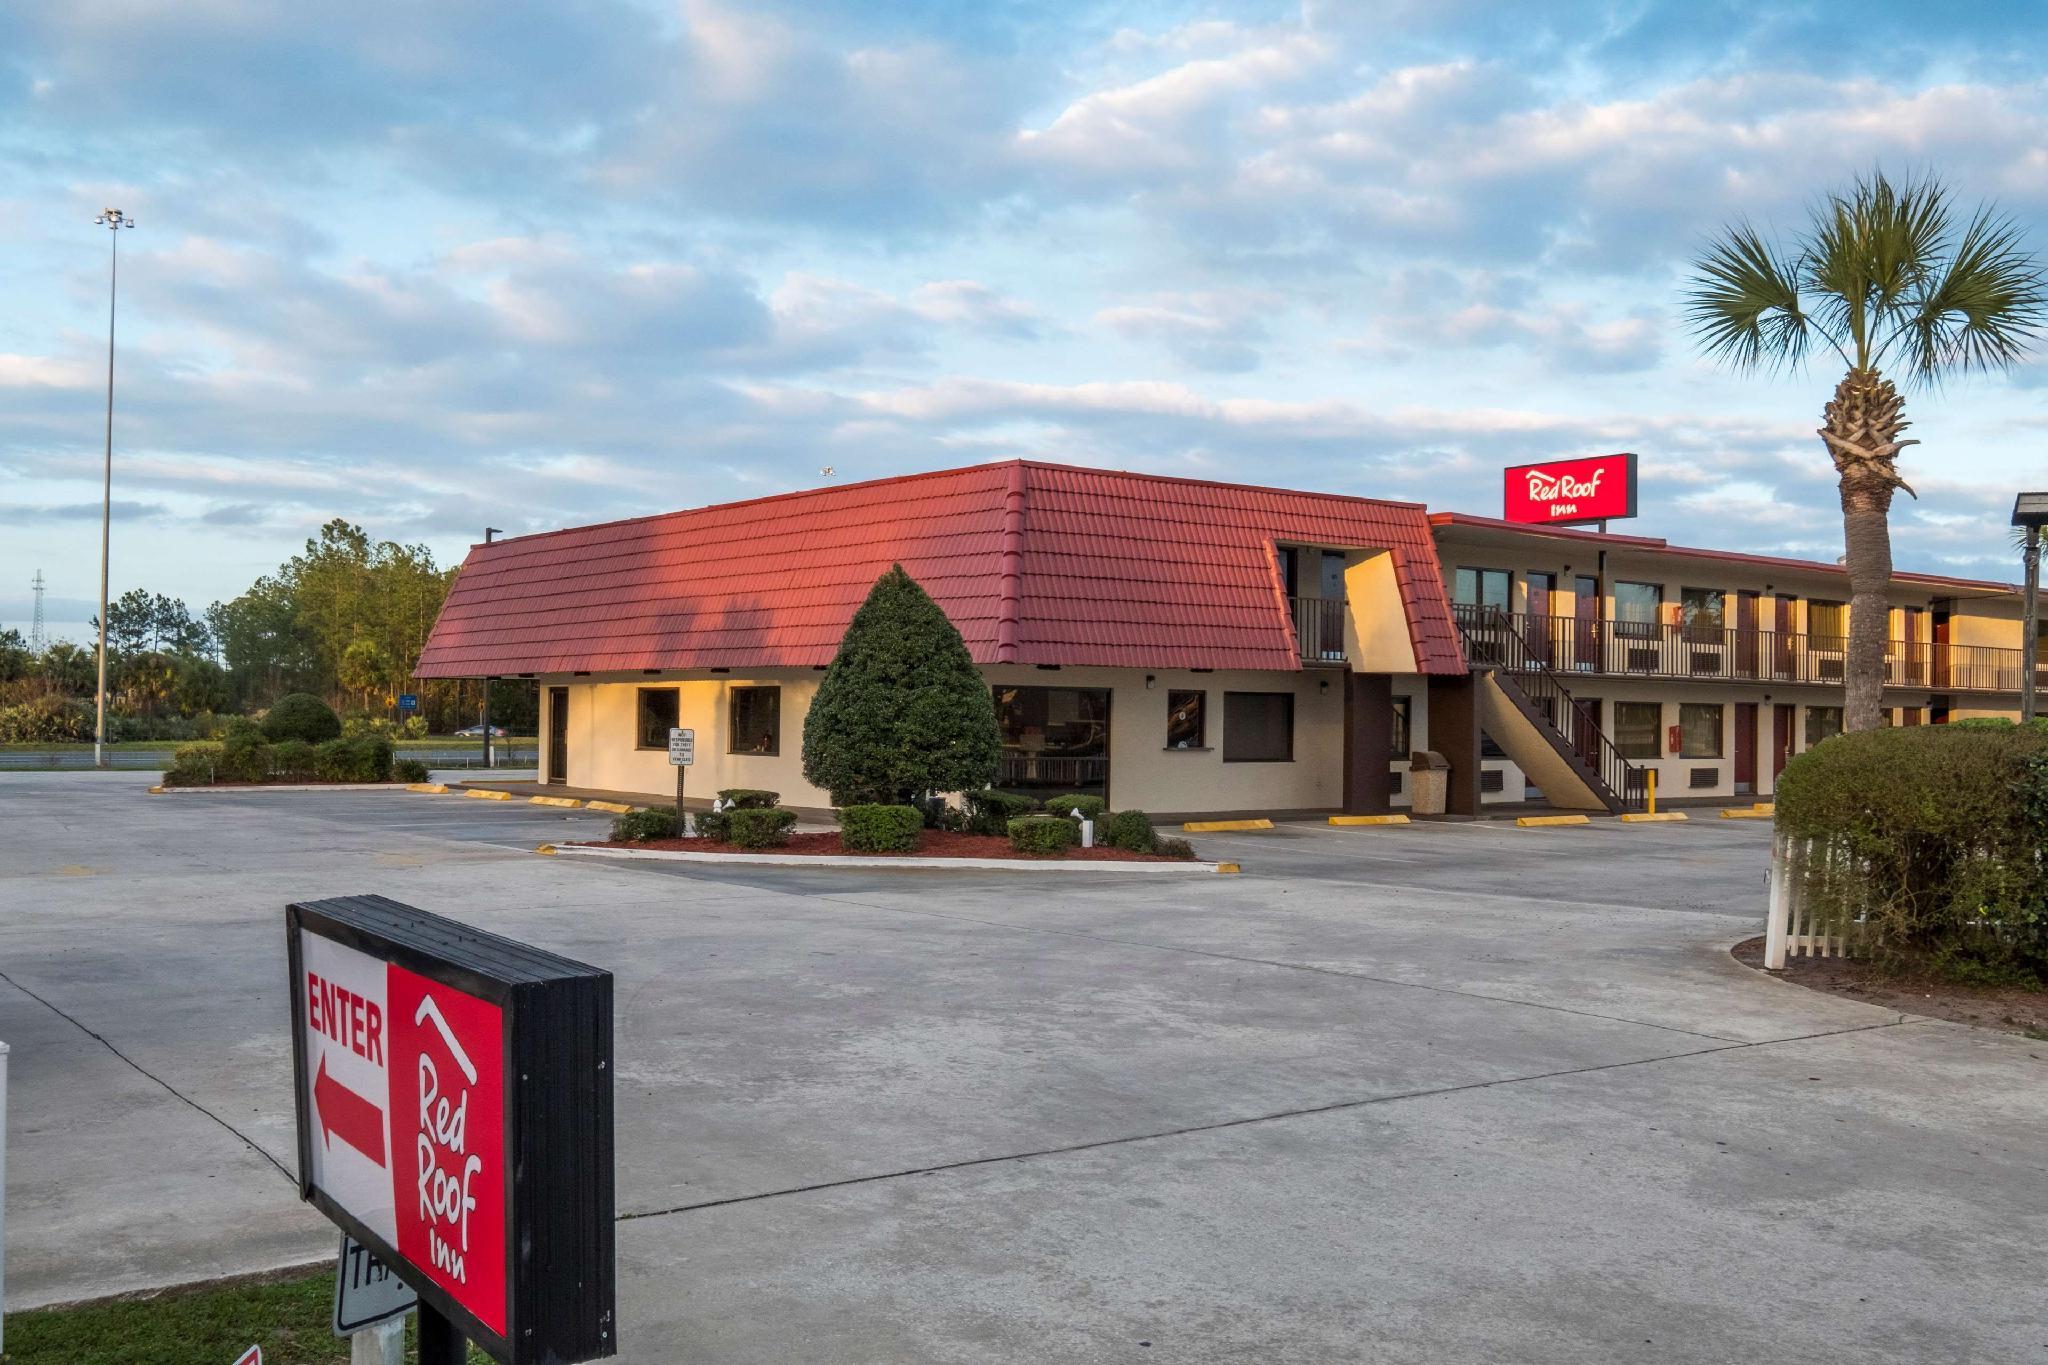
[0,499,166,522]
[1097,290,1278,372]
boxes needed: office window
[1391,696,1412,757]
[1680,587,1724,641]
[729,686,780,755]
[1223,691,1294,762]
[1808,600,1847,640]
[1679,702,1723,758]
[635,688,678,750]
[1453,567,1511,612]
[1613,701,1661,759]
[1805,706,1842,746]
[1613,581,1663,637]
[1166,690,1206,749]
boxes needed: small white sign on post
[668,727,695,766]
[333,1232,417,1337]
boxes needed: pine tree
[802,565,1000,807]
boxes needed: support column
[1426,672,1483,817]
[1341,672,1393,814]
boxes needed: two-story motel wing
[414,460,2042,819]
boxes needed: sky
[4,0,2047,644]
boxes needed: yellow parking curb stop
[1516,814,1590,827]
[585,800,635,814]
[407,782,449,794]
[1619,811,1688,822]
[1215,862,1242,874]
[534,844,557,856]
[1720,807,1771,819]
[529,795,584,808]
[464,788,514,801]
[1183,818,1274,832]
[1328,814,1410,826]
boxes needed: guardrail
[1289,596,1347,664]
[1450,606,2035,693]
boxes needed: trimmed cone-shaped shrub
[802,565,1001,807]
[262,692,342,744]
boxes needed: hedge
[612,806,679,842]
[162,732,394,785]
[1042,793,1107,822]
[840,804,923,853]
[694,806,730,842]
[261,693,343,744]
[966,789,1037,835]
[392,757,431,783]
[1154,836,1197,861]
[1008,815,1077,856]
[1101,809,1157,854]
[726,807,798,849]
[717,788,780,809]
[1775,725,2048,980]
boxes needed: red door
[1771,703,1795,781]
[1734,702,1757,793]
[1574,574,1600,670]
[1932,611,1952,688]
[1772,597,1796,677]
[1735,592,1760,678]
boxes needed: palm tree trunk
[1822,368,1912,733]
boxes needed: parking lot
[4,771,2043,1363]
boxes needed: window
[1166,690,1206,749]
[1805,706,1842,746]
[1613,701,1661,759]
[1223,691,1294,762]
[993,686,1111,797]
[1391,696,1412,757]
[729,686,780,755]
[1319,550,1346,601]
[1453,567,1511,612]
[1680,587,1724,642]
[1808,600,1847,641]
[635,687,678,749]
[1613,581,1663,638]
[1679,702,1723,758]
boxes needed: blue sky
[4,0,2047,642]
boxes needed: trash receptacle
[1409,750,1450,816]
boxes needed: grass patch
[5,1269,489,1365]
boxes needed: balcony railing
[1451,605,2039,694]
[1290,596,1347,664]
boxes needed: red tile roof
[416,460,1466,678]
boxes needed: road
[2,771,2041,1362]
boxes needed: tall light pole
[91,208,134,770]
[2014,493,2048,724]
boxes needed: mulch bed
[1733,935,2048,1038]
[575,830,1195,862]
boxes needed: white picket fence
[1763,833,1861,968]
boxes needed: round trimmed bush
[840,803,923,853]
[1008,815,1077,856]
[262,693,342,744]
[727,807,798,849]
[1043,793,1107,822]
[611,806,678,842]
[1102,809,1157,854]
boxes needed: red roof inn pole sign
[1502,452,1638,527]
[288,894,616,1364]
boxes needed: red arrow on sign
[314,1054,386,1168]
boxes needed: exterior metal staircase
[1452,605,1647,814]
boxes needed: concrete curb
[542,844,1231,873]
[148,782,411,795]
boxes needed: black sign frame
[287,894,616,1364]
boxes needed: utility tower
[30,570,47,653]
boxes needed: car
[453,724,508,738]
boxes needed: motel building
[414,460,2041,819]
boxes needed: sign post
[288,894,616,1364]
[668,727,694,835]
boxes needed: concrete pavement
[2,771,2041,1361]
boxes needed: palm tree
[1686,170,2045,731]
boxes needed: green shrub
[840,804,923,853]
[1043,793,1108,823]
[166,742,224,786]
[694,806,729,841]
[1154,836,1196,861]
[400,715,430,739]
[801,565,1002,806]
[1008,815,1077,856]
[270,739,319,780]
[391,757,431,783]
[611,806,679,842]
[219,726,272,783]
[717,788,780,809]
[912,793,966,830]
[312,736,394,783]
[966,789,1037,835]
[1101,809,1157,854]
[727,807,798,849]
[262,693,342,744]
[1776,725,2048,978]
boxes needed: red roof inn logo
[1502,453,1637,526]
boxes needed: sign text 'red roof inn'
[1502,453,1638,527]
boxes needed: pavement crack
[617,1017,1909,1224]
[0,967,297,1186]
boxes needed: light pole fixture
[91,207,135,770]
[2013,492,2048,723]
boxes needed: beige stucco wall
[539,663,1349,815]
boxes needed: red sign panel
[1503,452,1637,526]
